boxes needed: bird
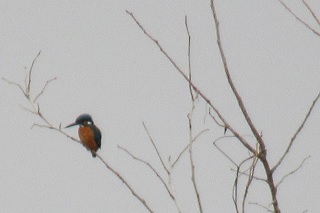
[65,114,101,157]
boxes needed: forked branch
[126,10,256,156]
[185,16,203,213]
[2,52,154,213]
[277,0,320,37]
[273,92,320,172]
[210,1,280,212]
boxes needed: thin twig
[232,155,256,213]
[210,0,262,156]
[213,137,238,167]
[273,92,320,172]
[209,108,225,128]
[126,10,256,156]
[33,120,154,212]
[233,165,240,213]
[4,54,154,213]
[302,0,320,26]
[212,134,255,166]
[188,113,203,213]
[210,1,281,212]
[172,129,208,168]
[33,77,57,103]
[118,145,176,200]
[230,168,266,182]
[2,77,27,97]
[166,163,182,213]
[242,156,258,213]
[126,8,281,212]
[276,156,310,188]
[277,0,320,37]
[185,16,194,102]
[142,122,169,174]
[19,104,37,114]
[185,17,203,212]
[95,153,154,213]
[249,202,273,212]
[26,51,41,97]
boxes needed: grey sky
[1,1,320,212]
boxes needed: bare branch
[209,108,225,128]
[188,124,203,213]
[95,153,154,213]
[126,10,256,155]
[187,89,203,213]
[6,54,154,213]
[33,77,57,103]
[118,145,176,201]
[273,92,320,172]
[34,113,154,212]
[230,168,266,182]
[142,122,169,175]
[32,123,53,129]
[213,137,238,167]
[166,165,182,213]
[2,77,27,97]
[242,156,258,213]
[185,16,194,101]
[210,2,280,212]
[302,0,320,26]
[30,107,153,213]
[19,104,38,114]
[276,156,310,188]
[171,129,208,168]
[26,51,41,97]
[32,122,87,144]
[232,166,241,213]
[276,0,320,37]
[212,134,255,166]
[185,17,203,212]
[232,155,256,213]
[34,109,154,213]
[210,0,263,155]
[249,202,273,212]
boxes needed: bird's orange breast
[78,126,99,152]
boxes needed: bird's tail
[91,151,97,158]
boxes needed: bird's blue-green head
[65,113,94,128]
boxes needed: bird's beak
[65,122,77,128]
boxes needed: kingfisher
[65,114,101,157]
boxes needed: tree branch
[276,156,310,188]
[33,77,57,103]
[272,92,320,172]
[3,53,154,213]
[185,17,203,211]
[171,129,208,168]
[142,122,169,175]
[277,0,320,37]
[210,1,280,212]
[210,0,262,156]
[302,0,320,26]
[126,10,256,156]
[118,145,177,202]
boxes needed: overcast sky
[1,1,320,212]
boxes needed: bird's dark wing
[91,125,102,149]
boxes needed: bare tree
[3,1,320,213]
[125,1,320,212]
